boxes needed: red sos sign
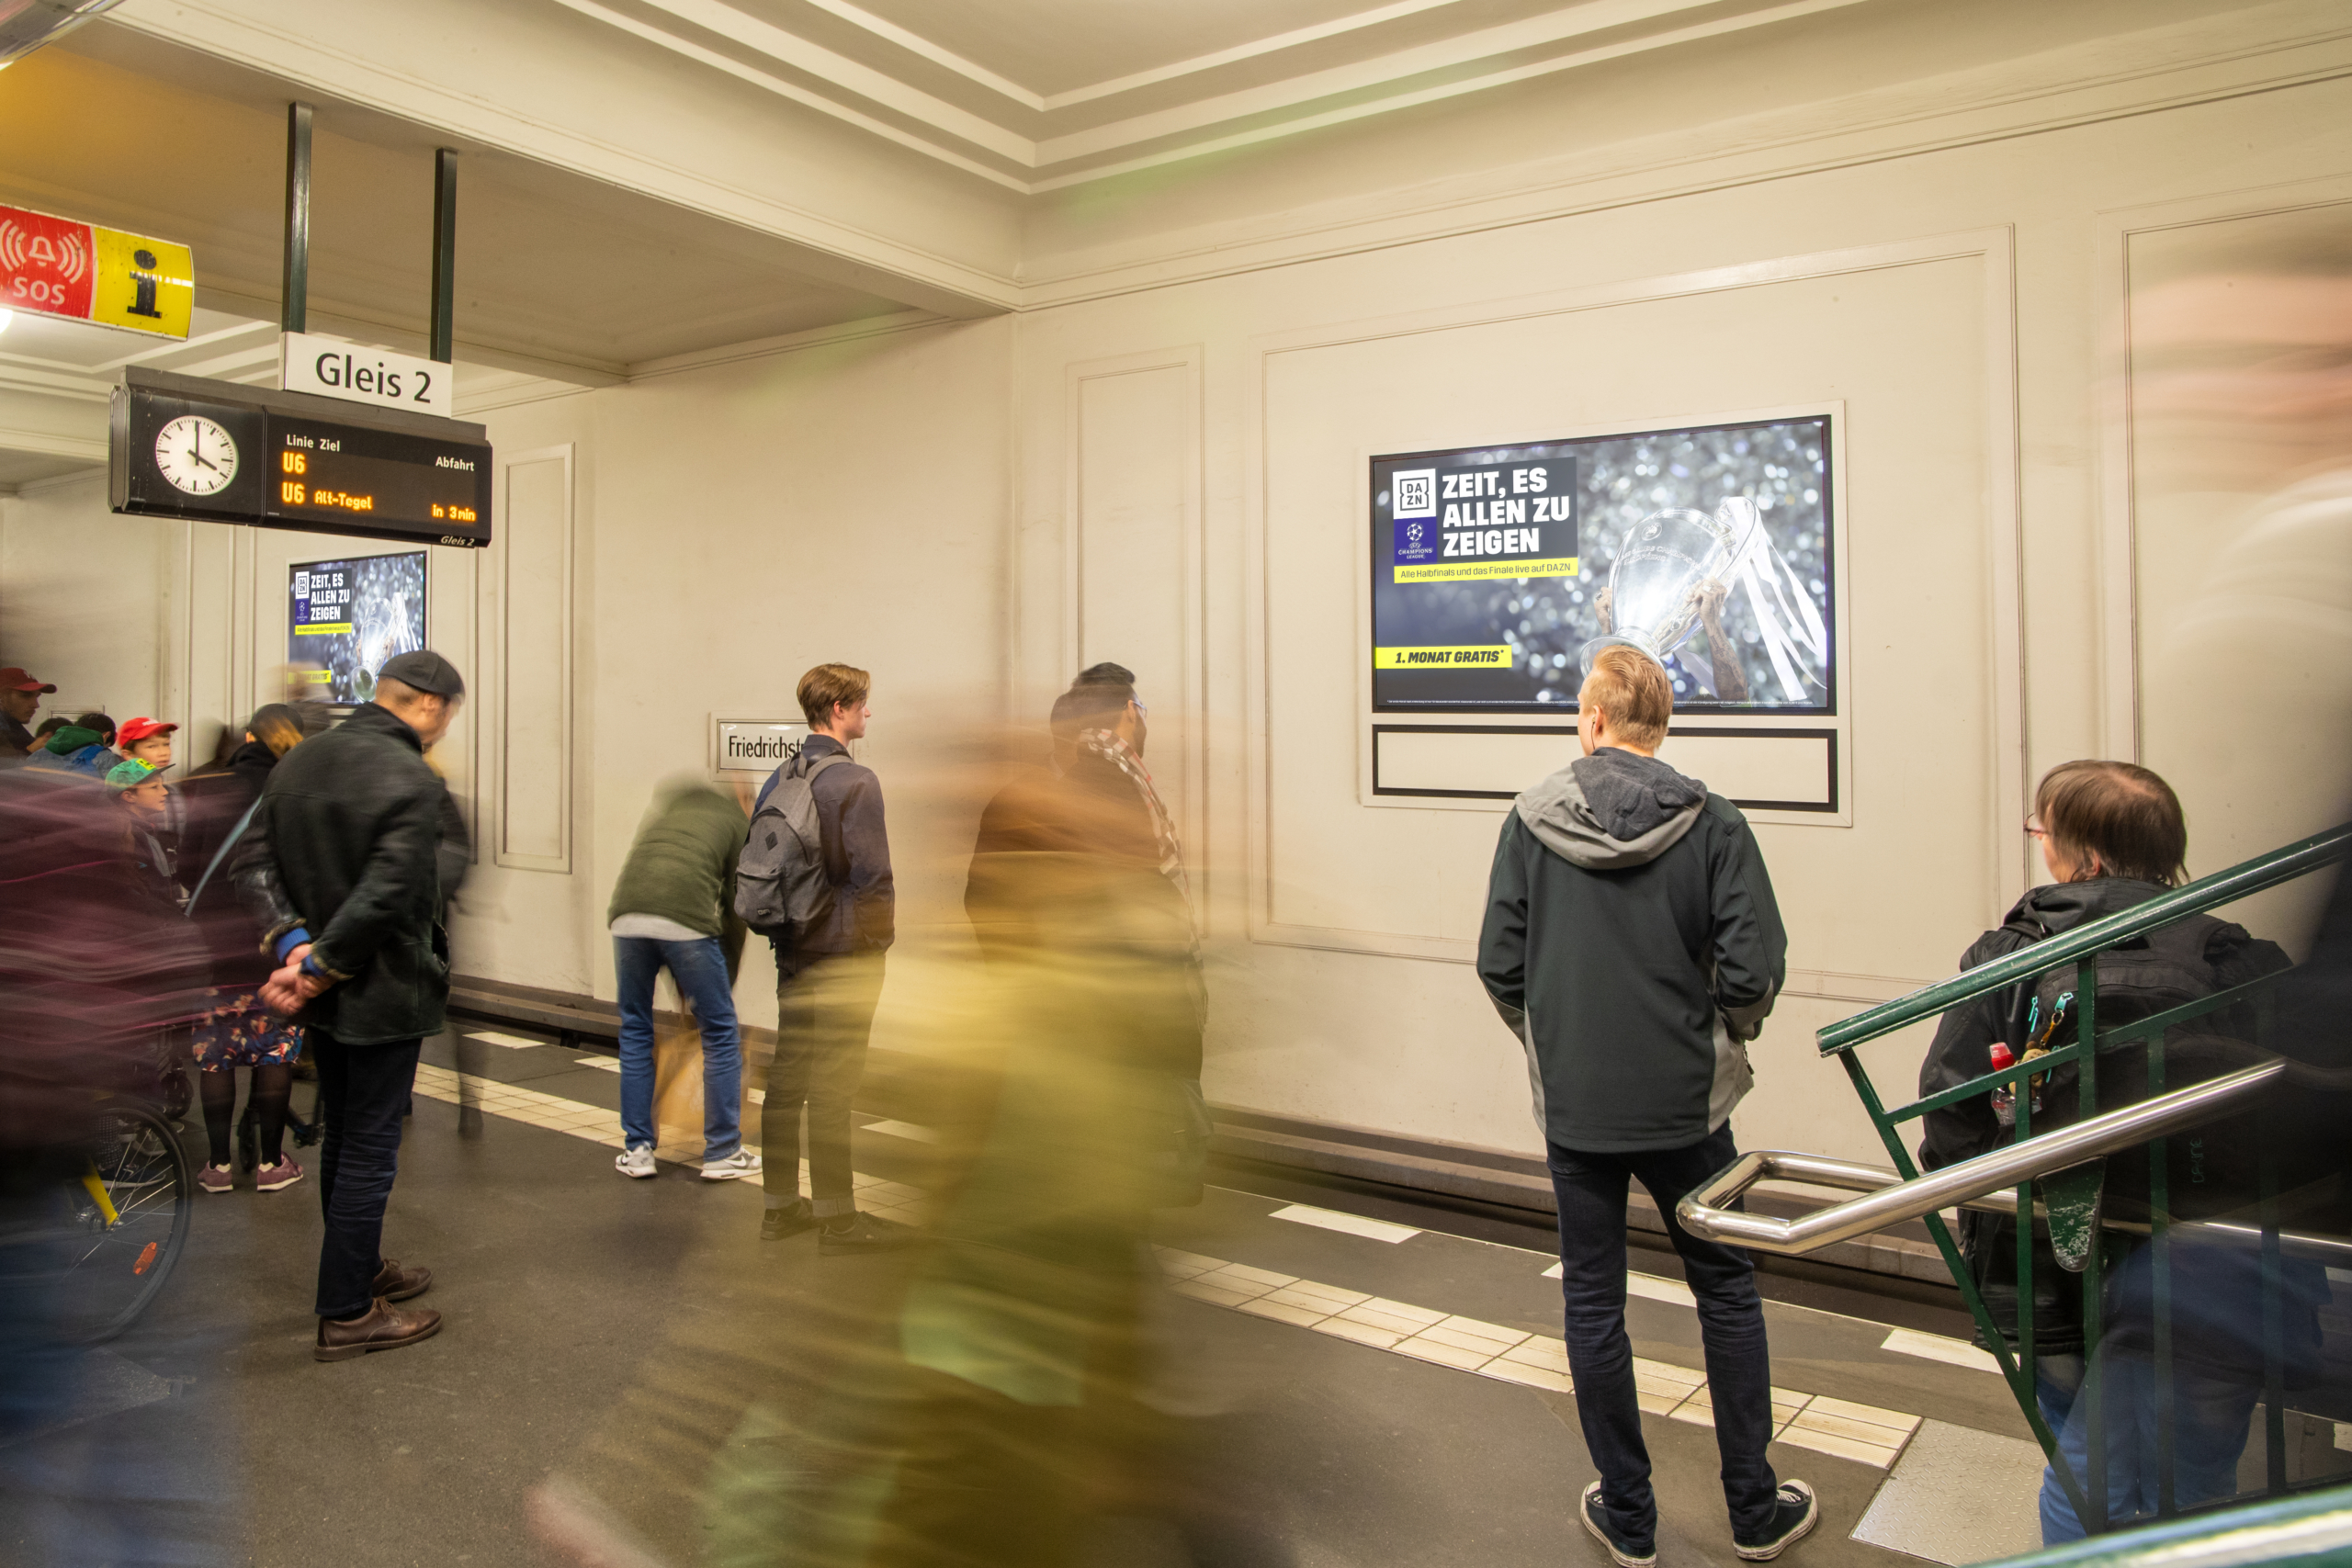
[0,207,96,318]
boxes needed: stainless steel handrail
[1677,1061,2290,1255]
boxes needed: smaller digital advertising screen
[265,415,490,547]
[288,552,427,705]
[1371,418,1834,713]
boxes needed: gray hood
[1514,748,1707,870]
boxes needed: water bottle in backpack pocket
[733,750,846,941]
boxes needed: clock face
[153,415,239,496]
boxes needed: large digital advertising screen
[1370,417,1834,713]
[288,551,427,705]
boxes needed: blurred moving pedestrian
[1478,646,1813,1567]
[0,665,52,761]
[183,705,312,1198]
[233,651,463,1362]
[0,759,220,1562]
[608,776,755,1181]
[755,662,902,1254]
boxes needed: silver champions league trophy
[1577,496,1828,702]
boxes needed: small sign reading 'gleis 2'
[280,331,454,418]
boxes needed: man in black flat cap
[234,649,465,1361]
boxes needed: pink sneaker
[254,1155,305,1192]
[197,1164,233,1195]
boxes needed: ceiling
[557,0,1874,189]
[0,36,917,386]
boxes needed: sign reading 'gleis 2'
[280,331,456,418]
[0,202,193,339]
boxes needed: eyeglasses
[1130,699,1148,721]
[2024,818,2049,840]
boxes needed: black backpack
[2014,915,2282,1223]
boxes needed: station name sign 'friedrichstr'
[109,366,492,548]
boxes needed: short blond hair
[797,662,871,727]
[1583,646,1673,748]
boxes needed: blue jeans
[313,1032,423,1319]
[2035,1352,2259,1542]
[614,935,742,1162]
[1548,1125,1780,1542]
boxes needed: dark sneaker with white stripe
[1581,1482,1657,1568]
[1735,1480,1818,1562]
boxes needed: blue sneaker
[1582,1482,1657,1568]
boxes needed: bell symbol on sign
[129,248,161,319]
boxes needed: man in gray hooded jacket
[1479,644,1811,1567]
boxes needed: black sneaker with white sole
[1580,1482,1657,1568]
[1734,1480,1818,1562]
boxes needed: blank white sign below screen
[1374,728,1833,808]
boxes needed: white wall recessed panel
[495,448,575,872]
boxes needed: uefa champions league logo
[1407,522,1425,547]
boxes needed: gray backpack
[733,750,845,939]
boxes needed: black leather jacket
[231,703,452,1044]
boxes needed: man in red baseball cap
[0,667,56,762]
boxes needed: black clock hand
[188,446,219,471]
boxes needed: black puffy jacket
[1917,877,2290,1356]
[231,703,451,1044]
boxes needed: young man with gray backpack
[738,662,907,1254]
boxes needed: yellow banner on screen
[1374,645,1515,670]
[1394,555,1577,585]
[294,623,353,636]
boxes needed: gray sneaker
[701,1149,763,1182]
[615,1145,656,1179]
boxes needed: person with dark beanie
[234,653,463,1361]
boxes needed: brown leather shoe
[372,1258,432,1302]
[315,1298,443,1362]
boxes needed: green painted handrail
[1818,823,2352,1056]
[1975,1481,2352,1566]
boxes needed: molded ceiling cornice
[546,0,1875,192]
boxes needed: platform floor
[15,1020,2320,1568]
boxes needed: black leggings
[199,1065,293,1168]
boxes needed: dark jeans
[1548,1125,1779,1541]
[312,1032,423,1319]
[763,953,884,1216]
[613,934,743,1160]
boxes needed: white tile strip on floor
[407,1063,928,1224]
[1270,1203,1421,1244]
[1882,1326,2003,1374]
[1157,1245,1922,1470]
[1540,1260,1698,1307]
[465,1031,554,1050]
[862,1120,944,1145]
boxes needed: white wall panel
[1069,351,1203,873]
[492,447,574,872]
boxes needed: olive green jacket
[606,781,750,976]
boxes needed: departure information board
[109,365,492,547]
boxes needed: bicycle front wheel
[57,1103,195,1345]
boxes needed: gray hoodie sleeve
[1476,814,1531,1031]
[1707,808,1786,1041]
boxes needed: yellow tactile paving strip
[407,1062,930,1224]
[1155,1246,1922,1470]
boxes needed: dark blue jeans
[613,935,743,1160]
[1548,1125,1779,1541]
[313,1032,423,1320]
